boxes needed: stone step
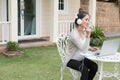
[0,41,56,52]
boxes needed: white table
[85,52,120,80]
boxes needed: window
[58,0,67,14]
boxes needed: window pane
[61,0,64,3]
[24,0,36,35]
[6,0,9,21]
[59,4,61,10]
[58,0,65,11]
[61,4,64,10]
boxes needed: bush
[90,25,106,46]
[7,41,19,51]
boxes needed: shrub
[7,41,19,51]
[90,25,106,46]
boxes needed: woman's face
[81,15,90,28]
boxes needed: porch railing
[0,21,10,44]
[58,20,74,35]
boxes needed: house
[81,0,120,37]
[0,0,99,45]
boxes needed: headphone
[77,18,82,25]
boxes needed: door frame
[1,0,9,42]
[18,0,41,40]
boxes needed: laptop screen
[99,39,120,56]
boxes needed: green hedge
[7,41,19,51]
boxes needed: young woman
[65,9,98,80]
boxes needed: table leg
[114,63,120,80]
[99,62,103,80]
[114,63,118,75]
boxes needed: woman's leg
[84,58,98,80]
[67,59,82,71]
[67,59,89,80]
[67,59,98,80]
[80,65,89,80]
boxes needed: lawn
[0,45,120,80]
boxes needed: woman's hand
[85,26,91,38]
[89,47,99,52]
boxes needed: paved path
[104,32,120,38]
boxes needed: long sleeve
[62,28,90,71]
[70,28,90,52]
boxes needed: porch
[0,38,55,51]
[1,20,120,47]
[0,20,74,49]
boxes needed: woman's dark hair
[75,8,89,26]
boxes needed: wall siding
[59,0,80,21]
[80,0,89,12]
[41,0,80,37]
[80,1,120,33]
[96,2,120,33]
[41,0,52,37]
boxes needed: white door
[18,0,40,40]
[1,0,9,43]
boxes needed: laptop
[94,39,120,56]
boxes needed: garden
[0,45,119,80]
[0,26,120,80]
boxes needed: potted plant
[3,41,23,57]
[90,25,106,46]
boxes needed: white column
[9,0,18,42]
[89,0,96,27]
[50,0,58,42]
[2,0,7,42]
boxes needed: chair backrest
[56,33,69,63]
[56,33,80,80]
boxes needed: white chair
[56,33,81,80]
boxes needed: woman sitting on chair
[65,8,98,80]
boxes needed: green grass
[0,46,61,80]
[0,45,120,80]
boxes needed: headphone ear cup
[77,19,82,25]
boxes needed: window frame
[58,0,68,14]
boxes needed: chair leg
[73,78,76,80]
[60,66,63,80]
[99,62,103,80]
[114,63,120,80]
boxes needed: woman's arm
[69,27,91,52]
[70,35,90,52]
[89,47,99,52]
